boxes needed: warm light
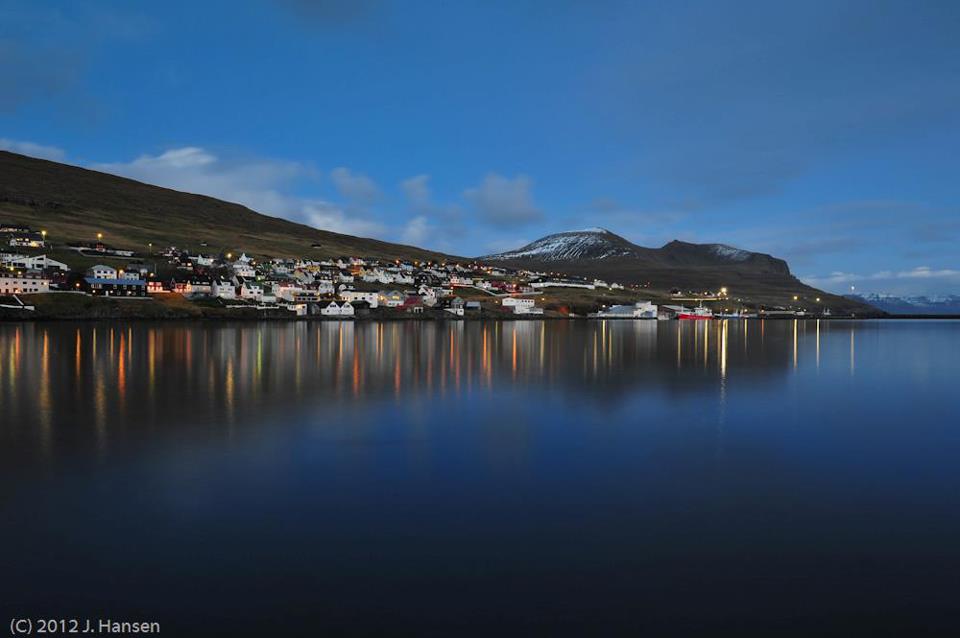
[816,297,821,302]
[97,232,103,240]
[793,295,798,301]
[41,230,47,238]
[720,287,728,295]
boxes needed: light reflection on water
[1,319,959,635]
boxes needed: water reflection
[0,320,879,468]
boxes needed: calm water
[1,320,959,635]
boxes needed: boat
[677,306,713,320]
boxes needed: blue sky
[1,0,958,295]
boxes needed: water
[1,320,958,635]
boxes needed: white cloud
[802,266,960,296]
[401,174,432,210]
[330,167,380,204]
[0,138,66,161]
[89,146,398,238]
[400,215,431,245]
[303,201,386,238]
[464,173,542,226]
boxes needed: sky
[1,0,958,296]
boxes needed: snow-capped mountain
[848,294,960,315]
[482,229,789,275]
[483,228,637,261]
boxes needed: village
[0,223,828,320]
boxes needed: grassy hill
[0,151,453,262]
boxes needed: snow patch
[709,244,751,261]
[486,231,630,261]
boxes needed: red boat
[677,306,713,320]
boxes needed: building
[0,271,50,294]
[210,279,235,299]
[0,254,69,272]
[82,277,147,297]
[340,290,379,308]
[591,301,658,319]
[378,290,405,308]
[88,265,118,280]
[8,232,45,248]
[320,301,355,317]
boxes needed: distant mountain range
[483,228,789,274]
[482,228,873,313]
[847,293,960,315]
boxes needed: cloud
[330,167,381,205]
[0,138,66,161]
[303,201,386,238]
[802,266,960,296]
[401,174,432,210]
[92,147,310,210]
[464,173,542,226]
[89,146,396,238]
[400,215,430,245]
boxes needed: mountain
[485,228,790,274]
[848,293,960,315]
[484,228,873,313]
[0,151,451,262]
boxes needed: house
[339,290,379,308]
[212,279,236,300]
[502,297,543,315]
[239,279,263,301]
[0,254,69,271]
[82,277,147,297]
[401,296,424,314]
[444,297,465,316]
[187,277,213,296]
[378,290,405,308]
[119,268,142,281]
[320,301,341,316]
[8,232,45,248]
[88,265,118,280]
[146,278,167,294]
[0,271,50,294]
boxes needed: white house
[502,297,538,313]
[212,279,236,300]
[0,254,69,271]
[320,301,354,317]
[503,297,543,315]
[378,290,405,308]
[339,290,379,308]
[88,265,117,280]
[0,271,50,294]
[240,280,263,301]
[233,262,256,278]
[119,269,141,280]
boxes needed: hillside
[0,151,452,262]
[484,229,876,314]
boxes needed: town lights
[720,287,728,295]
[97,232,103,240]
[41,230,47,239]
[793,295,799,301]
